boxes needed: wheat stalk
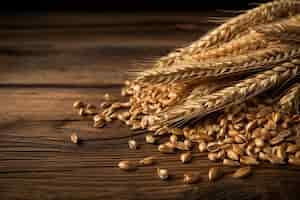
[158,60,300,128]
[155,0,300,68]
[135,14,300,84]
[172,14,300,63]
[136,46,300,84]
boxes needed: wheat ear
[187,29,272,62]
[136,46,300,84]
[155,0,300,68]
[159,60,300,128]
[278,82,300,113]
[188,14,300,62]
[135,15,300,84]
[189,0,300,50]
[254,14,300,43]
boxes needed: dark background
[2,0,300,200]
[1,0,265,12]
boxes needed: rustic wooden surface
[1,12,300,200]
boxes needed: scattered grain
[145,134,157,144]
[93,118,106,128]
[207,142,220,152]
[254,138,265,147]
[240,156,259,165]
[208,152,219,162]
[208,167,223,182]
[170,135,178,144]
[158,144,175,153]
[180,152,192,163]
[227,149,239,161]
[104,93,111,101]
[78,108,86,116]
[183,173,201,184]
[232,167,252,178]
[139,157,156,166]
[184,139,193,149]
[295,151,300,159]
[198,141,207,152]
[157,168,169,180]
[118,161,137,171]
[288,157,300,166]
[70,133,79,144]
[223,158,240,166]
[73,100,85,109]
[128,139,139,150]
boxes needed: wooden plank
[0,44,174,86]
[0,12,226,27]
[1,88,300,200]
[2,12,300,200]
[0,13,221,86]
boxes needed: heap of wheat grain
[73,0,300,181]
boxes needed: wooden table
[1,12,300,200]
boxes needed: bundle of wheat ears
[74,0,300,182]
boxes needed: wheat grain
[145,134,157,144]
[240,156,260,165]
[286,144,300,153]
[73,100,85,109]
[157,168,169,180]
[208,167,223,182]
[288,157,300,165]
[70,133,79,144]
[128,139,139,150]
[232,167,252,178]
[223,158,240,166]
[139,157,156,166]
[158,144,175,153]
[198,141,207,152]
[180,151,192,163]
[183,172,201,184]
[118,161,137,171]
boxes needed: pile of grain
[72,82,300,182]
[72,0,300,183]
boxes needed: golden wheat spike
[278,82,300,113]
[155,0,300,68]
[135,14,300,84]
[254,14,300,43]
[176,14,300,63]
[159,59,300,128]
[136,46,300,84]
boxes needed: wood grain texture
[1,12,300,200]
